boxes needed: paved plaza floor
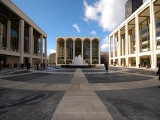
[0,66,160,120]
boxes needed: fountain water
[72,55,84,65]
[61,54,95,68]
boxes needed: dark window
[0,15,7,48]
[34,36,39,54]
[24,29,29,53]
[11,22,19,50]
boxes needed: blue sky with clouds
[12,0,146,54]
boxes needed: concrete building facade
[125,0,143,19]
[109,0,160,69]
[0,0,47,67]
[49,53,56,65]
[56,37,100,65]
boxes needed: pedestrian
[21,63,24,69]
[105,62,108,72]
[27,62,30,71]
[157,65,160,88]
[43,63,45,68]
[138,63,140,68]
[0,62,2,70]
[40,63,43,68]
[36,61,39,70]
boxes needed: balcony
[142,48,149,52]
[142,41,148,45]
[157,37,160,41]
[157,45,160,49]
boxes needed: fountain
[61,54,95,68]
[72,55,84,65]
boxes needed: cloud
[143,0,147,3]
[73,23,81,33]
[90,31,96,36]
[83,0,127,31]
[100,36,113,51]
[48,49,56,55]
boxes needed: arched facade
[56,37,100,65]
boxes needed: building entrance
[24,57,29,67]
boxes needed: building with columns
[109,0,160,69]
[0,0,47,67]
[56,37,100,65]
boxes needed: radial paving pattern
[0,66,159,120]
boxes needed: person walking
[105,62,109,72]
[27,62,30,71]
[157,65,160,88]
[138,63,140,68]
[36,61,39,70]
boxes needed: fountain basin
[61,64,96,68]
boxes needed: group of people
[0,63,18,68]
[36,61,46,70]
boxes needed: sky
[12,0,147,54]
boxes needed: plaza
[1,0,160,119]
[0,66,160,120]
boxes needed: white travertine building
[56,37,100,65]
[109,0,160,69]
[0,0,47,67]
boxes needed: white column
[81,39,84,63]
[73,40,75,60]
[118,29,121,66]
[64,40,66,64]
[19,19,24,64]
[40,35,43,63]
[29,27,33,65]
[99,40,100,64]
[125,23,129,66]
[122,38,124,56]
[109,36,111,65]
[56,40,58,64]
[45,38,47,67]
[150,0,156,69]
[90,40,92,64]
[135,15,140,68]
[113,34,115,63]
[7,20,11,50]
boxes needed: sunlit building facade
[56,37,100,65]
[0,0,47,67]
[109,0,160,69]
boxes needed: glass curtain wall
[130,27,136,54]
[92,39,99,64]
[140,18,150,52]
[75,39,81,57]
[111,37,113,57]
[57,39,64,64]
[0,15,7,49]
[83,39,90,63]
[24,28,29,54]
[11,22,19,51]
[121,34,125,55]
[66,39,73,64]
[156,19,160,49]
[34,35,39,54]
